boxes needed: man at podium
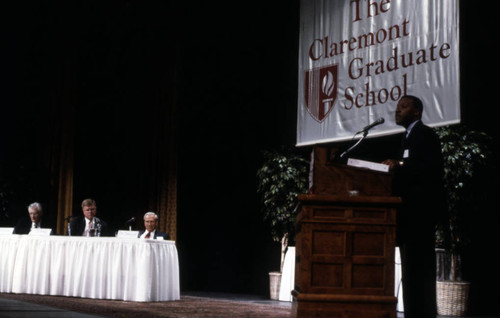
[383,95,445,318]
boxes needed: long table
[0,235,180,302]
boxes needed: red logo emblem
[304,65,338,122]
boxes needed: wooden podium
[292,147,401,318]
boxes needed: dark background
[1,1,499,315]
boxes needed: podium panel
[293,183,400,317]
[310,146,392,196]
[293,195,399,317]
[293,146,401,317]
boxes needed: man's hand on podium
[381,159,400,170]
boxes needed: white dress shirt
[83,218,94,236]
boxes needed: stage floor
[0,292,497,318]
[0,295,102,318]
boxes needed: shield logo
[304,65,338,122]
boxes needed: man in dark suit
[69,198,109,236]
[14,202,54,234]
[383,95,445,318]
[138,212,169,240]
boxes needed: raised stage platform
[1,292,496,318]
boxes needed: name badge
[403,149,409,158]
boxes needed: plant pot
[436,280,470,316]
[269,271,282,300]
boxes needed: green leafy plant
[435,125,494,281]
[257,148,309,271]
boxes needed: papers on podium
[347,158,390,173]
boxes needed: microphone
[64,216,73,221]
[356,117,385,134]
[125,217,136,225]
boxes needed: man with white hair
[14,202,53,234]
[137,212,169,240]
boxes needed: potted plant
[434,125,494,316]
[257,147,310,300]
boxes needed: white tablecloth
[0,235,22,293]
[395,247,404,312]
[278,247,295,302]
[0,235,180,302]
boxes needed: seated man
[69,198,109,236]
[138,212,169,240]
[14,202,54,234]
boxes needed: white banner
[297,0,460,146]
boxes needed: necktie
[145,231,151,239]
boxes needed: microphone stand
[125,218,135,231]
[94,218,102,237]
[65,216,72,236]
[339,130,369,159]
[338,117,384,160]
